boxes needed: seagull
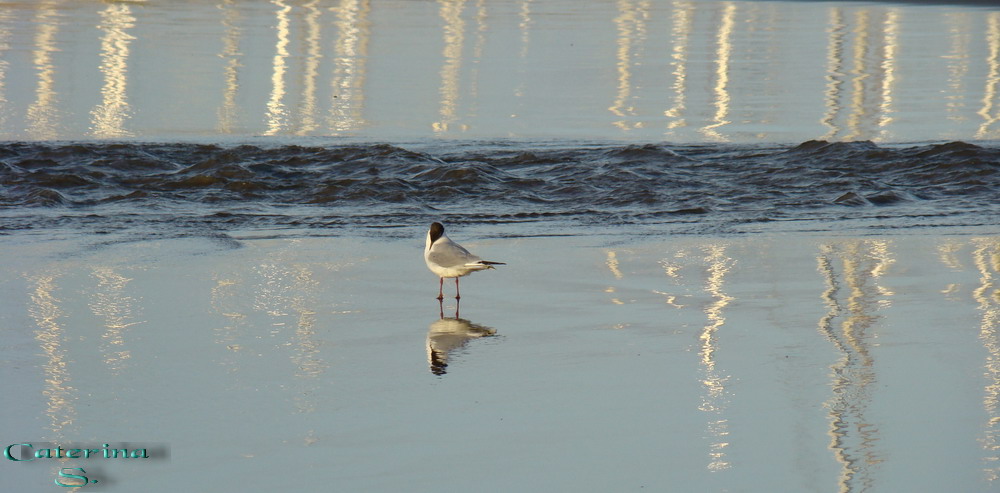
[424,222,505,300]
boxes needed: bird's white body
[424,233,492,278]
[424,222,504,299]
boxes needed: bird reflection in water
[427,300,497,376]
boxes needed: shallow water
[0,0,998,142]
[2,232,999,492]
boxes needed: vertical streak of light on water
[296,0,322,135]
[26,273,76,440]
[655,251,685,309]
[816,245,850,491]
[944,12,972,125]
[845,9,870,141]
[288,262,323,416]
[876,9,899,141]
[699,2,734,141]
[517,0,532,60]
[90,2,136,139]
[869,240,896,302]
[264,0,291,135]
[822,7,846,140]
[698,244,735,472]
[824,6,895,142]
[977,12,1000,139]
[217,0,243,134]
[845,241,890,490]
[817,241,889,493]
[434,0,466,133]
[604,250,625,305]
[606,250,624,280]
[609,0,649,132]
[663,1,693,134]
[89,267,140,377]
[466,0,487,117]
[0,8,11,133]
[972,238,1000,482]
[328,0,370,134]
[937,240,965,272]
[610,0,634,127]
[510,0,532,112]
[26,2,61,140]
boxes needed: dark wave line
[1,140,997,234]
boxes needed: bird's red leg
[437,277,444,301]
[455,277,461,300]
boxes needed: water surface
[3,139,999,238]
[3,2,1000,492]
[2,232,999,492]
[0,0,998,142]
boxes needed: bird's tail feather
[467,260,505,270]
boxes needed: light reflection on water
[264,0,291,136]
[0,8,10,129]
[216,0,242,134]
[700,2,734,141]
[697,244,736,472]
[25,272,75,439]
[90,2,135,138]
[972,238,1000,481]
[206,241,335,419]
[89,266,140,376]
[12,234,1000,489]
[210,272,248,376]
[647,243,736,472]
[821,8,900,142]
[327,0,370,134]
[23,1,60,140]
[296,0,322,136]
[609,0,648,132]
[816,240,893,492]
[0,0,998,141]
[663,1,692,132]
[434,0,466,134]
[977,12,1000,139]
[249,243,330,416]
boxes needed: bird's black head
[429,222,445,243]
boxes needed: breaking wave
[2,140,998,236]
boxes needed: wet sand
[2,229,999,491]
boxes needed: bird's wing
[428,244,480,268]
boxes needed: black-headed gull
[424,222,505,300]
